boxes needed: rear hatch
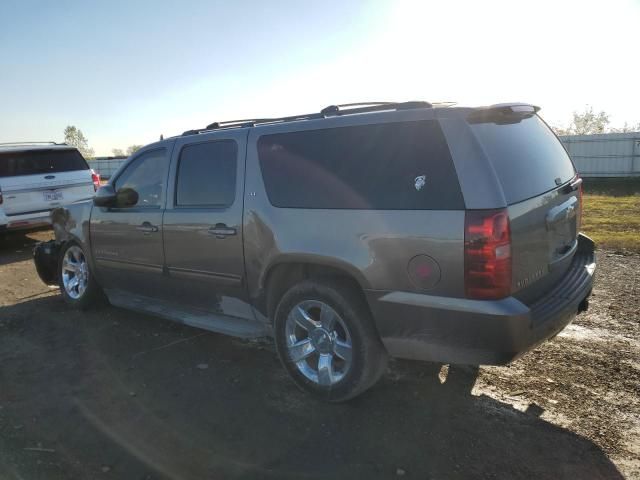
[0,148,94,217]
[468,107,581,303]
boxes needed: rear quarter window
[257,120,464,210]
[0,149,88,177]
[469,115,576,204]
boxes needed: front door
[161,131,252,320]
[90,146,171,297]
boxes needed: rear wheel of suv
[274,279,388,402]
[58,241,102,310]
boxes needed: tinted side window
[469,115,576,204]
[175,141,237,207]
[258,120,463,210]
[114,148,168,208]
[0,149,88,177]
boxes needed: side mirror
[93,185,117,207]
[115,187,139,207]
[93,185,139,208]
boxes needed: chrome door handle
[136,222,159,234]
[208,224,236,238]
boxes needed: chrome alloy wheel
[61,246,89,300]
[285,300,353,386]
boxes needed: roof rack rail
[181,100,433,136]
[430,101,457,107]
[181,114,323,136]
[205,118,274,130]
[0,141,64,147]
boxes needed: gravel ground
[476,250,640,477]
[0,229,638,479]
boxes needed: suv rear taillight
[91,170,101,191]
[577,175,583,231]
[464,209,512,300]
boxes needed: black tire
[58,241,102,310]
[274,279,388,402]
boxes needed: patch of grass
[582,194,640,252]
[583,177,640,196]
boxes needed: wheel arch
[260,256,373,326]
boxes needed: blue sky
[1,0,639,155]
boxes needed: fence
[88,156,127,179]
[559,132,640,177]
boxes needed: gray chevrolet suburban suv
[34,101,596,402]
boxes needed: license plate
[43,191,63,201]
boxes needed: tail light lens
[91,170,101,191]
[464,209,512,300]
[577,175,583,231]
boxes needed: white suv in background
[0,142,99,233]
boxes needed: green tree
[112,148,125,157]
[126,145,143,156]
[553,107,640,135]
[553,106,610,136]
[63,125,95,159]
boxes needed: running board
[105,289,270,338]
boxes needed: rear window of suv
[175,140,237,207]
[469,115,576,204]
[258,120,464,210]
[0,149,88,177]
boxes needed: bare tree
[63,126,95,159]
[111,148,125,157]
[608,122,640,133]
[126,145,143,156]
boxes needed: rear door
[468,111,580,302]
[0,148,94,216]
[90,146,170,297]
[160,131,252,319]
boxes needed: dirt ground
[0,229,638,479]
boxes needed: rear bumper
[367,234,596,365]
[0,209,51,231]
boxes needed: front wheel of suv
[58,241,102,310]
[274,279,388,402]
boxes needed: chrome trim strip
[94,258,163,273]
[2,181,94,194]
[6,208,51,217]
[167,266,242,284]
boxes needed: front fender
[50,200,96,273]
